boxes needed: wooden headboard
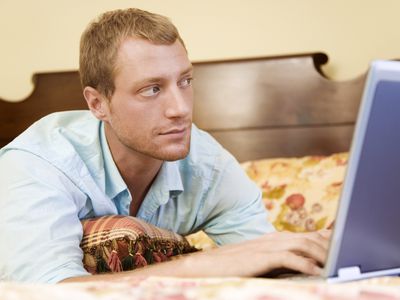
[0,52,366,162]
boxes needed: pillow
[186,153,348,249]
[241,152,348,232]
[185,230,216,250]
[80,215,198,274]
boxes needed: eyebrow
[180,66,194,76]
[135,65,194,87]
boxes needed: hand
[178,229,332,277]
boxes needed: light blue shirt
[0,111,274,283]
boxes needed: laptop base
[327,266,400,283]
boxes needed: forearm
[60,231,331,283]
[60,252,218,283]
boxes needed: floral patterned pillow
[241,152,348,232]
[186,152,348,249]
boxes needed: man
[0,8,330,283]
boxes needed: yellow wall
[1,0,399,101]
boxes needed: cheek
[108,95,162,135]
[188,94,195,116]
[114,106,157,135]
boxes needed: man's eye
[178,77,193,88]
[139,86,161,97]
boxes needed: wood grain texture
[211,125,355,162]
[191,53,366,160]
[0,52,367,160]
[193,53,365,130]
[0,71,85,147]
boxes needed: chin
[155,135,191,161]
[161,148,190,161]
[155,143,191,161]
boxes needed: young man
[0,8,330,283]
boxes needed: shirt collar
[162,160,184,194]
[100,122,128,199]
[100,122,184,202]
[138,160,184,218]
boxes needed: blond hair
[79,8,185,98]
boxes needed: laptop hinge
[337,266,362,281]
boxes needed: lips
[160,125,190,135]
[161,128,186,135]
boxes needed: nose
[164,86,192,119]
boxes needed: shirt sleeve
[200,150,276,246]
[0,150,91,283]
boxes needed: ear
[83,86,109,121]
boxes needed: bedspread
[1,276,400,300]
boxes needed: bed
[0,52,365,158]
[2,52,400,299]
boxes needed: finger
[265,231,331,250]
[327,221,335,229]
[286,237,329,265]
[273,251,323,276]
[256,231,330,261]
[318,229,332,239]
[223,231,330,265]
[295,231,331,252]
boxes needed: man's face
[105,38,193,161]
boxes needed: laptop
[322,60,400,282]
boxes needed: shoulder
[188,124,236,164]
[2,110,100,155]
[0,110,102,187]
[184,124,236,175]
[8,110,99,145]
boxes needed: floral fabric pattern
[2,276,400,300]
[241,152,348,232]
[187,152,348,248]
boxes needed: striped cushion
[80,215,197,274]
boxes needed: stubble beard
[119,130,192,162]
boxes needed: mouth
[160,127,187,135]
[159,126,190,138]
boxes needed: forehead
[114,38,191,81]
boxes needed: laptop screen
[326,61,400,281]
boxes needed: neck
[104,123,163,214]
